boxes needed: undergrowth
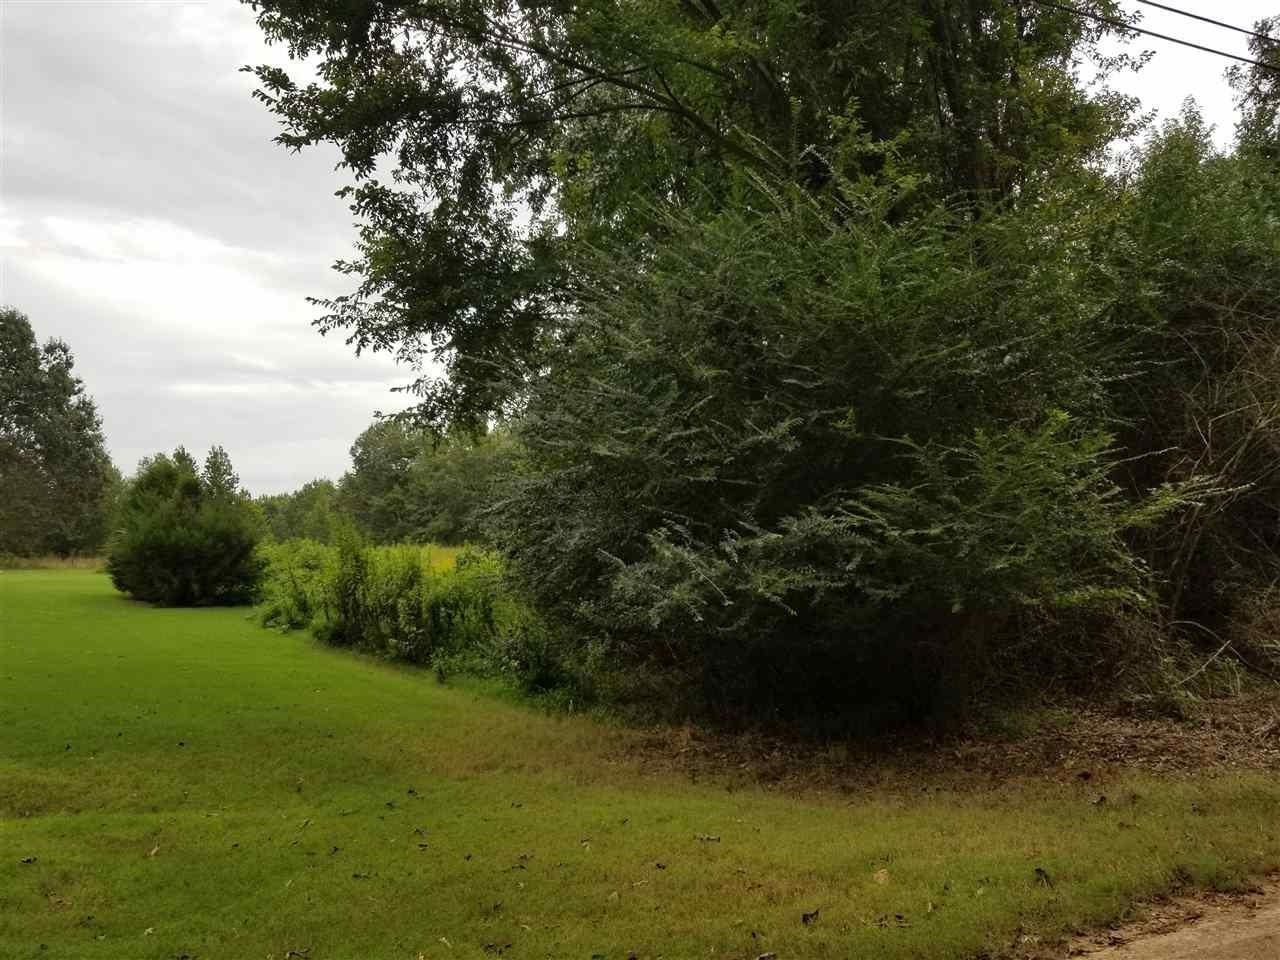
[257,538,565,693]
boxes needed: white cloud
[169,379,391,398]
[41,215,243,264]
[0,214,27,250]
[227,352,281,373]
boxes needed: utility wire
[1136,0,1277,46]
[1027,0,1280,73]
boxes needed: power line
[1027,0,1280,73]
[1136,0,1277,46]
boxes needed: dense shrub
[256,538,335,628]
[490,178,1199,727]
[1102,115,1280,626]
[258,538,553,688]
[256,135,1280,729]
[107,447,263,606]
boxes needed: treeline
[256,423,513,546]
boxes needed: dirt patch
[1021,876,1280,959]
[623,693,1280,793]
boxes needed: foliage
[258,538,551,687]
[258,479,342,543]
[1229,16,1280,157]
[0,308,118,557]
[246,0,1280,727]
[489,178,1204,724]
[338,422,516,545]
[107,446,264,606]
[245,0,1140,426]
[255,537,336,628]
[1101,112,1280,625]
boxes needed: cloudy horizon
[1,0,1275,494]
[1,0,406,495]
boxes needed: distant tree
[336,420,422,542]
[202,444,242,499]
[258,478,341,543]
[1228,18,1280,157]
[107,446,263,605]
[0,307,116,556]
[405,430,516,545]
[337,421,514,545]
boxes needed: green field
[3,571,1279,960]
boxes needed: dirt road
[1070,879,1280,960]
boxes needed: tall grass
[256,539,558,689]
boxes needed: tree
[1230,17,1280,156]
[107,447,264,605]
[252,1,1280,724]
[1096,109,1280,626]
[0,308,116,556]
[202,444,243,499]
[337,420,515,545]
[245,0,1139,427]
[337,420,423,542]
[258,478,341,542]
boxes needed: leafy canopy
[338,420,514,545]
[245,0,1139,426]
[0,308,117,557]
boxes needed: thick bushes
[264,131,1280,729]
[258,538,556,689]
[107,447,262,606]
[1103,116,1280,626]
[489,178,1199,726]
[256,538,335,628]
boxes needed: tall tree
[335,420,512,544]
[245,0,1138,427]
[0,308,116,556]
[1230,16,1280,156]
[202,445,243,500]
[258,478,342,542]
[337,419,423,540]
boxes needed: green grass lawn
[2,571,1279,960]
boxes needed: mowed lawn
[3,573,1280,960]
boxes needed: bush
[256,538,335,628]
[489,178,1198,727]
[107,447,263,606]
[258,538,552,687]
[1102,115,1280,626]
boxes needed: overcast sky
[0,0,1276,494]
